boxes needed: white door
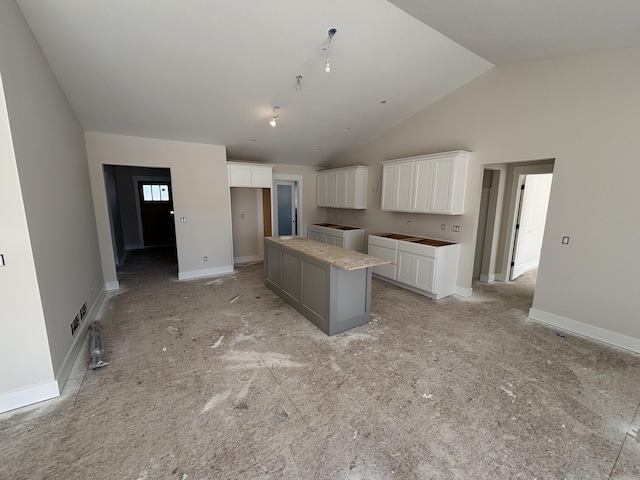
[414,255,435,292]
[397,252,414,285]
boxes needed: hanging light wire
[325,28,337,73]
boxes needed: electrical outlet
[407,220,412,227]
[562,236,570,245]
[453,225,460,232]
[180,217,187,223]
[203,256,208,262]
[441,224,446,230]
[241,214,245,218]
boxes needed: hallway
[2,249,639,479]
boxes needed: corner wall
[0,0,105,411]
[86,132,232,286]
[331,47,640,351]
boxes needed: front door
[138,182,176,246]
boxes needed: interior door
[138,182,176,246]
[274,181,297,236]
[511,177,534,279]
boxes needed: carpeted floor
[1,247,639,479]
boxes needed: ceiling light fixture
[324,28,337,73]
[270,106,279,127]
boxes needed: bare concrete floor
[2,247,640,479]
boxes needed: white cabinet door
[325,235,343,247]
[414,254,435,292]
[335,170,348,207]
[381,162,414,211]
[431,158,455,213]
[251,166,272,188]
[397,251,414,285]
[325,172,336,207]
[228,164,252,187]
[413,159,434,212]
[308,231,324,242]
[317,173,327,206]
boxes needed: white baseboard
[454,286,473,298]
[234,255,262,264]
[55,290,107,395]
[524,260,539,271]
[495,273,507,282]
[125,243,144,250]
[0,380,59,414]
[178,265,234,281]
[105,281,119,291]
[528,308,640,353]
[479,273,496,283]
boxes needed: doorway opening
[103,165,177,275]
[274,180,298,236]
[472,161,554,304]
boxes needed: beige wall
[0,0,104,410]
[86,132,232,284]
[230,188,261,262]
[331,47,640,349]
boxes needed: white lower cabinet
[307,224,365,252]
[368,234,459,299]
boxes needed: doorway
[274,180,298,235]
[137,181,176,247]
[510,173,553,280]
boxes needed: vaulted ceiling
[15,1,640,166]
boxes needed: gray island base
[264,236,389,336]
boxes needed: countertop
[265,236,389,271]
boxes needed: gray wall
[330,47,640,349]
[0,0,104,404]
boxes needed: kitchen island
[264,236,389,335]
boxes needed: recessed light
[251,139,256,143]
[380,100,387,104]
[317,148,322,151]
[345,127,350,131]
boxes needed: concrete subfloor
[2,247,640,480]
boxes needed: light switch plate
[562,236,570,244]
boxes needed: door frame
[272,174,303,236]
[501,164,554,281]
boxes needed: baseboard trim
[55,290,107,395]
[178,265,234,281]
[528,308,640,353]
[234,255,262,264]
[105,281,119,291]
[495,273,507,282]
[479,273,496,283]
[124,243,144,250]
[0,380,59,414]
[454,286,473,298]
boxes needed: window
[142,184,170,202]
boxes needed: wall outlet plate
[562,236,570,244]
[453,225,460,232]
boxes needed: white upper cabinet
[381,162,414,211]
[228,162,274,188]
[381,151,470,215]
[316,166,368,209]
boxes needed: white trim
[234,255,262,264]
[178,265,234,281]
[479,273,496,283]
[454,286,473,298]
[528,308,640,353]
[495,273,507,282]
[55,290,107,394]
[0,381,59,414]
[105,280,120,291]
[124,243,144,250]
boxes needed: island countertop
[265,236,389,271]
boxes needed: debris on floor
[556,332,567,339]
[230,294,241,304]
[89,322,108,370]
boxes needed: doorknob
[169,210,175,215]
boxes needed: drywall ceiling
[15,1,640,166]
[15,0,491,166]
[387,0,640,65]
